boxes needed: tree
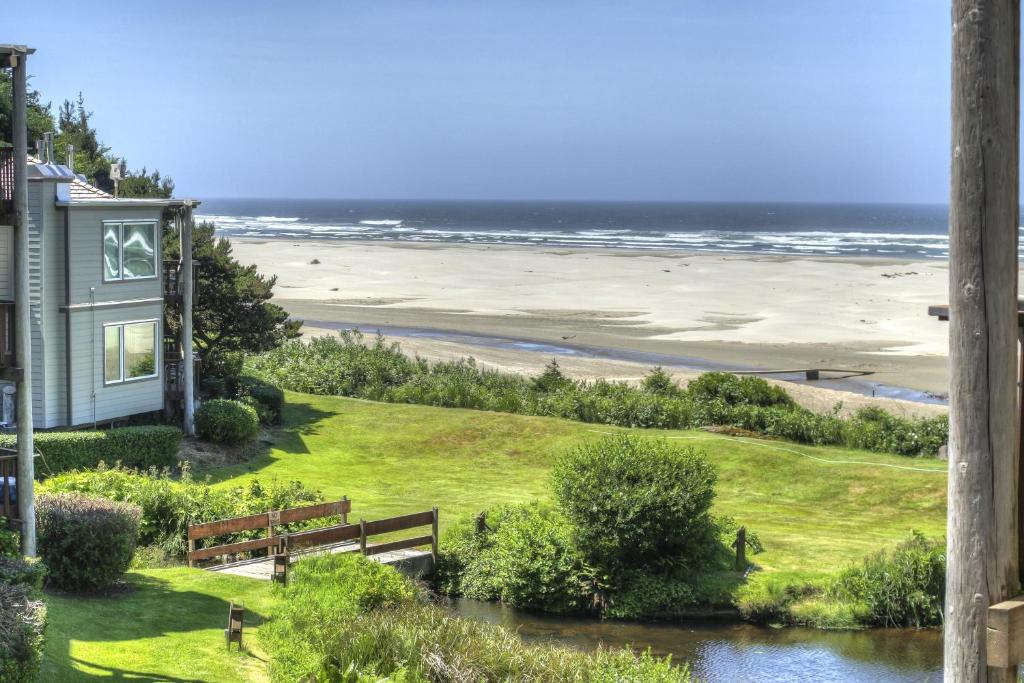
[0,70,54,148]
[163,222,301,356]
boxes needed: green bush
[195,399,259,444]
[439,503,590,614]
[552,435,718,577]
[0,558,45,590]
[0,426,181,478]
[35,493,140,591]
[604,570,697,619]
[266,552,688,683]
[246,334,947,457]
[42,466,324,556]
[830,532,945,627]
[235,375,285,425]
[0,518,17,557]
[0,583,46,683]
[199,349,245,397]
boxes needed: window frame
[102,221,159,283]
[102,319,160,386]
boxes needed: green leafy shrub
[35,493,140,591]
[735,577,820,625]
[0,426,181,478]
[0,583,46,683]
[195,399,259,444]
[42,466,324,556]
[830,532,945,627]
[604,570,697,619]
[199,349,245,397]
[439,503,590,614]
[235,375,285,425]
[0,519,17,557]
[0,558,45,590]
[266,553,688,683]
[247,335,947,457]
[552,435,718,577]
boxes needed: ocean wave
[359,219,403,226]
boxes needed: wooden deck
[207,539,434,580]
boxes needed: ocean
[196,199,969,259]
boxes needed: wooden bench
[187,497,350,567]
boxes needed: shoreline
[228,236,957,412]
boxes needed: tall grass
[246,332,948,456]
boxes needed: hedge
[0,557,46,683]
[0,426,182,478]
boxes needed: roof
[24,154,198,209]
[0,45,35,58]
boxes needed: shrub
[195,399,259,444]
[552,435,718,577]
[0,519,17,557]
[0,427,181,478]
[266,553,688,683]
[199,349,245,397]
[687,371,793,407]
[604,570,697,619]
[439,503,590,614]
[0,583,46,683]
[830,532,945,627]
[35,493,140,591]
[641,366,682,396]
[532,359,576,393]
[235,375,284,424]
[0,558,45,590]
[42,466,324,556]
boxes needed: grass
[42,391,947,680]
[207,391,947,582]
[42,567,275,682]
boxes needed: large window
[104,321,158,384]
[103,222,157,281]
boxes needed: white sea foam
[359,219,403,226]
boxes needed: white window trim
[103,319,160,386]
[102,221,159,283]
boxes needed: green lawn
[42,391,948,681]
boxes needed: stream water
[450,599,943,682]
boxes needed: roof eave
[56,198,202,209]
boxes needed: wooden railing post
[359,519,367,555]
[342,495,348,525]
[431,507,439,566]
[948,0,1021,679]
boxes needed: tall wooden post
[10,49,35,557]
[947,1,1020,680]
[179,204,195,436]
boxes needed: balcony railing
[0,147,12,223]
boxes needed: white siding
[27,183,45,426]
[67,207,163,304]
[43,201,65,427]
[0,225,12,300]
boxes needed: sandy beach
[230,238,955,416]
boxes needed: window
[103,222,156,281]
[104,321,158,384]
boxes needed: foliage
[0,426,181,478]
[246,334,948,456]
[195,398,260,444]
[830,532,945,628]
[0,70,54,152]
[552,435,718,577]
[735,577,821,625]
[0,583,46,683]
[235,375,285,425]
[439,503,592,614]
[0,558,45,591]
[266,553,688,683]
[164,223,302,358]
[200,349,246,397]
[41,466,324,556]
[35,493,140,591]
[604,570,698,619]
[0,519,17,557]
[686,371,794,407]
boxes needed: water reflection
[451,599,942,683]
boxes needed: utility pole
[946,1,1020,680]
[9,46,35,556]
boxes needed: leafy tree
[163,222,301,356]
[0,70,54,148]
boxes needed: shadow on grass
[65,656,208,682]
[43,572,268,680]
[198,398,336,482]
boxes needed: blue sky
[7,1,949,202]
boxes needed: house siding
[65,206,165,426]
[27,182,45,426]
[0,225,12,300]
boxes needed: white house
[0,146,197,429]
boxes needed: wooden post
[733,526,747,570]
[342,495,348,525]
[359,519,366,555]
[948,1,1021,680]
[431,506,439,567]
[10,49,34,558]
[225,602,244,650]
[188,539,195,569]
[179,204,195,436]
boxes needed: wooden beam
[989,596,1024,668]
[11,48,34,557]
[948,1,1021,680]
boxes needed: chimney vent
[66,144,74,172]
